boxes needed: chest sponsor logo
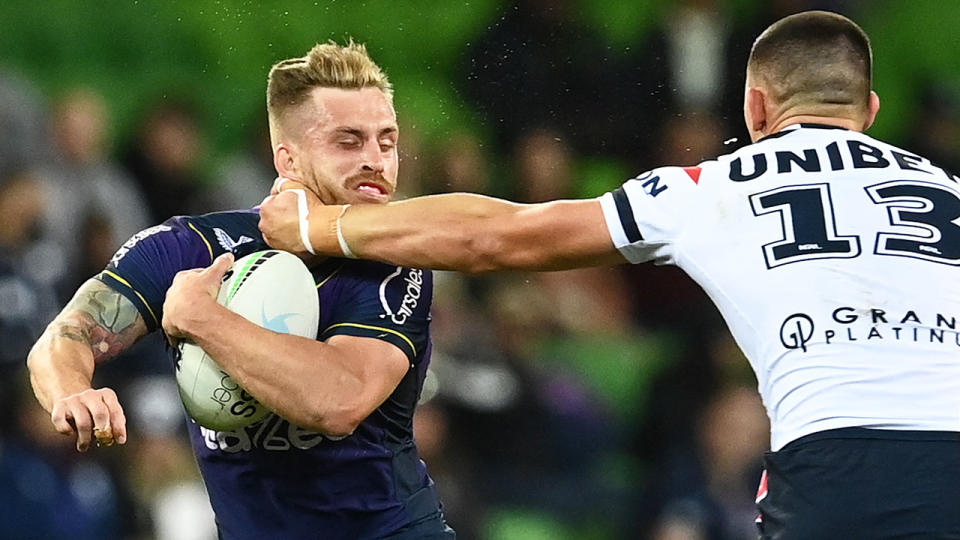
[379,267,423,325]
[198,413,346,453]
[780,307,960,352]
[110,225,172,265]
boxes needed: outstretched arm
[27,279,148,451]
[259,187,626,273]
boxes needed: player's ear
[274,143,299,181]
[863,91,880,131]
[745,87,768,137]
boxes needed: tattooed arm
[27,278,148,452]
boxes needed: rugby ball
[176,250,319,431]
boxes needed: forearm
[27,329,96,412]
[336,193,514,272]
[187,305,369,434]
[325,194,623,272]
[27,279,144,449]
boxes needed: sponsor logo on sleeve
[378,267,424,325]
[110,225,173,265]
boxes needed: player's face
[294,87,399,205]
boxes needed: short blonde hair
[266,40,392,140]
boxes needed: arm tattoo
[56,325,92,344]
[51,279,148,362]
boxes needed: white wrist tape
[291,189,316,255]
[337,205,357,259]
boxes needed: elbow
[25,331,50,373]
[302,401,366,438]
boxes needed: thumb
[204,252,235,277]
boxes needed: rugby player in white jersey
[260,11,960,538]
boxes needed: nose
[360,139,385,174]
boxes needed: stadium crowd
[1,1,958,539]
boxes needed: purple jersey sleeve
[318,262,433,364]
[96,217,214,331]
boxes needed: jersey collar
[758,123,849,143]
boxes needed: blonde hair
[267,40,392,141]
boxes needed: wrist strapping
[291,189,317,255]
[336,205,357,259]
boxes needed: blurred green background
[2,0,958,163]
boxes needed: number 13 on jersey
[750,180,960,268]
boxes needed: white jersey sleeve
[599,165,712,265]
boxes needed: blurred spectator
[0,67,52,179]
[0,171,62,371]
[657,110,727,166]
[514,126,575,202]
[395,119,429,199]
[0,374,128,540]
[122,376,217,540]
[122,98,213,222]
[621,111,730,465]
[422,129,492,196]
[458,0,644,161]
[433,273,622,536]
[413,398,482,539]
[902,81,960,174]
[641,384,768,540]
[38,87,150,292]
[209,118,274,211]
[624,0,747,144]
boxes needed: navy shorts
[756,428,960,539]
[381,512,456,540]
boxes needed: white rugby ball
[176,250,319,431]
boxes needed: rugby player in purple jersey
[28,41,454,540]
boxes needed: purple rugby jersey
[97,209,449,539]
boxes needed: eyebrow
[333,126,399,138]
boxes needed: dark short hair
[748,11,872,111]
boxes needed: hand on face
[51,387,127,452]
[259,177,324,256]
[161,252,234,345]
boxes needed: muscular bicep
[499,198,627,271]
[52,279,149,363]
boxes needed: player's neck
[768,114,865,136]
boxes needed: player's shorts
[756,427,960,539]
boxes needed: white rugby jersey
[600,124,960,450]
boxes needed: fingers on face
[273,177,307,194]
[271,176,288,195]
